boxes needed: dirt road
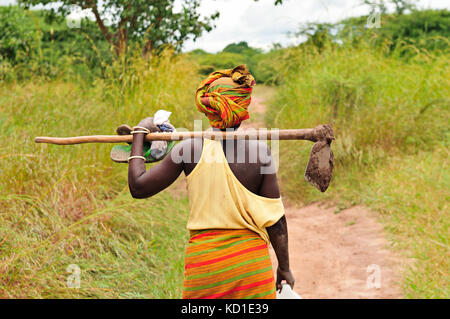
[242,89,404,299]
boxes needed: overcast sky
[1,0,448,52]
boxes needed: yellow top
[186,138,285,243]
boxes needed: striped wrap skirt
[182,229,276,299]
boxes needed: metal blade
[304,140,334,192]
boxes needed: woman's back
[182,137,277,197]
[183,138,284,244]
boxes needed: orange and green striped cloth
[195,65,255,129]
[182,229,276,299]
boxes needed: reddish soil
[269,203,404,298]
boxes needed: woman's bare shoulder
[171,138,204,163]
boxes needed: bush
[188,51,247,75]
[0,6,113,81]
[266,43,449,298]
[338,9,450,55]
[0,50,199,298]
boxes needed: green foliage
[0,6,113,81]
[250,47,296,85]
[222,41,262,56]
[1,1,448,299]
[191,9,450,85]
[295,23,335,53]
[0,5,39,63]
[0,51,200,298]
[380,9,450,52]
[339,9,450,54]
[288,9,450,56]
[188,41,282,84]
[189,50,248,76]
[265,43,449,298]
[19,0,219,56]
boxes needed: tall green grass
[0,51,200,298]
[266,43,449,298]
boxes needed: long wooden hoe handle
[35,128,330,145]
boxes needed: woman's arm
[266,216,294,291]
[258,142,295,291]
[128,129,183,199]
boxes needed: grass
[0,38,448,299]
[0,52,200,298]
[265,43,449,298]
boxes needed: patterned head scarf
[195,65,256,129]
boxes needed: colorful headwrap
[195,65,256,129]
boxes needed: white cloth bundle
[150,110,176,159]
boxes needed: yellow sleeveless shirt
[186,138,285,243]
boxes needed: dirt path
[242,87,404,299]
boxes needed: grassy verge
[0,52,199,298]
[266,44,449,298]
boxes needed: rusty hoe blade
[304,125,335,192]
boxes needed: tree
[19,0,219,57]
[295,23,334,53]
[361,0,417,15]
[222,41,262,56]
[333,9,450,53]
[0,6,38,63]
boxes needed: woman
[128,65,294,299]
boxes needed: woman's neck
[212,126,239,132]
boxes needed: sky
[1,0,449,52]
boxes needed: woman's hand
[266,216,293,293]
[136,117,159,132]
[276,266,295,292]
